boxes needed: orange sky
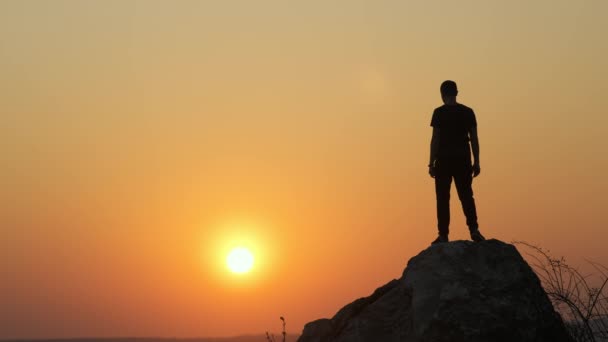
[1,0,607,338]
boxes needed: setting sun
[226,247,254,274]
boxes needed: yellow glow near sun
[226,247,254,274]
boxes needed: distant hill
[1,337,300,342]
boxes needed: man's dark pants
[435,157,478,235]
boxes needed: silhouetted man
[429,80,485,244]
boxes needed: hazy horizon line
[0,335,301,342]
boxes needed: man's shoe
[431,234,449,245]
[470,229,486,242]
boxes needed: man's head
[440,80,458,104]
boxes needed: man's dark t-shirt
[430,103,477,162]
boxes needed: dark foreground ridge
[298,239,573,342]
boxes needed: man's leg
[454,165,478,232]
[435,167,452,236]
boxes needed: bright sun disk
[226,247,254,274]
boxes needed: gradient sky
[1,0,607,338]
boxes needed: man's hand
[429,160,438,178]
[472,164,481,177]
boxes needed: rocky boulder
[298,239,572,342]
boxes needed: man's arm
[469,126,480,177]
[430,127,440,165]
[429,127,440,177]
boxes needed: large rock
[298,240,573,342]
